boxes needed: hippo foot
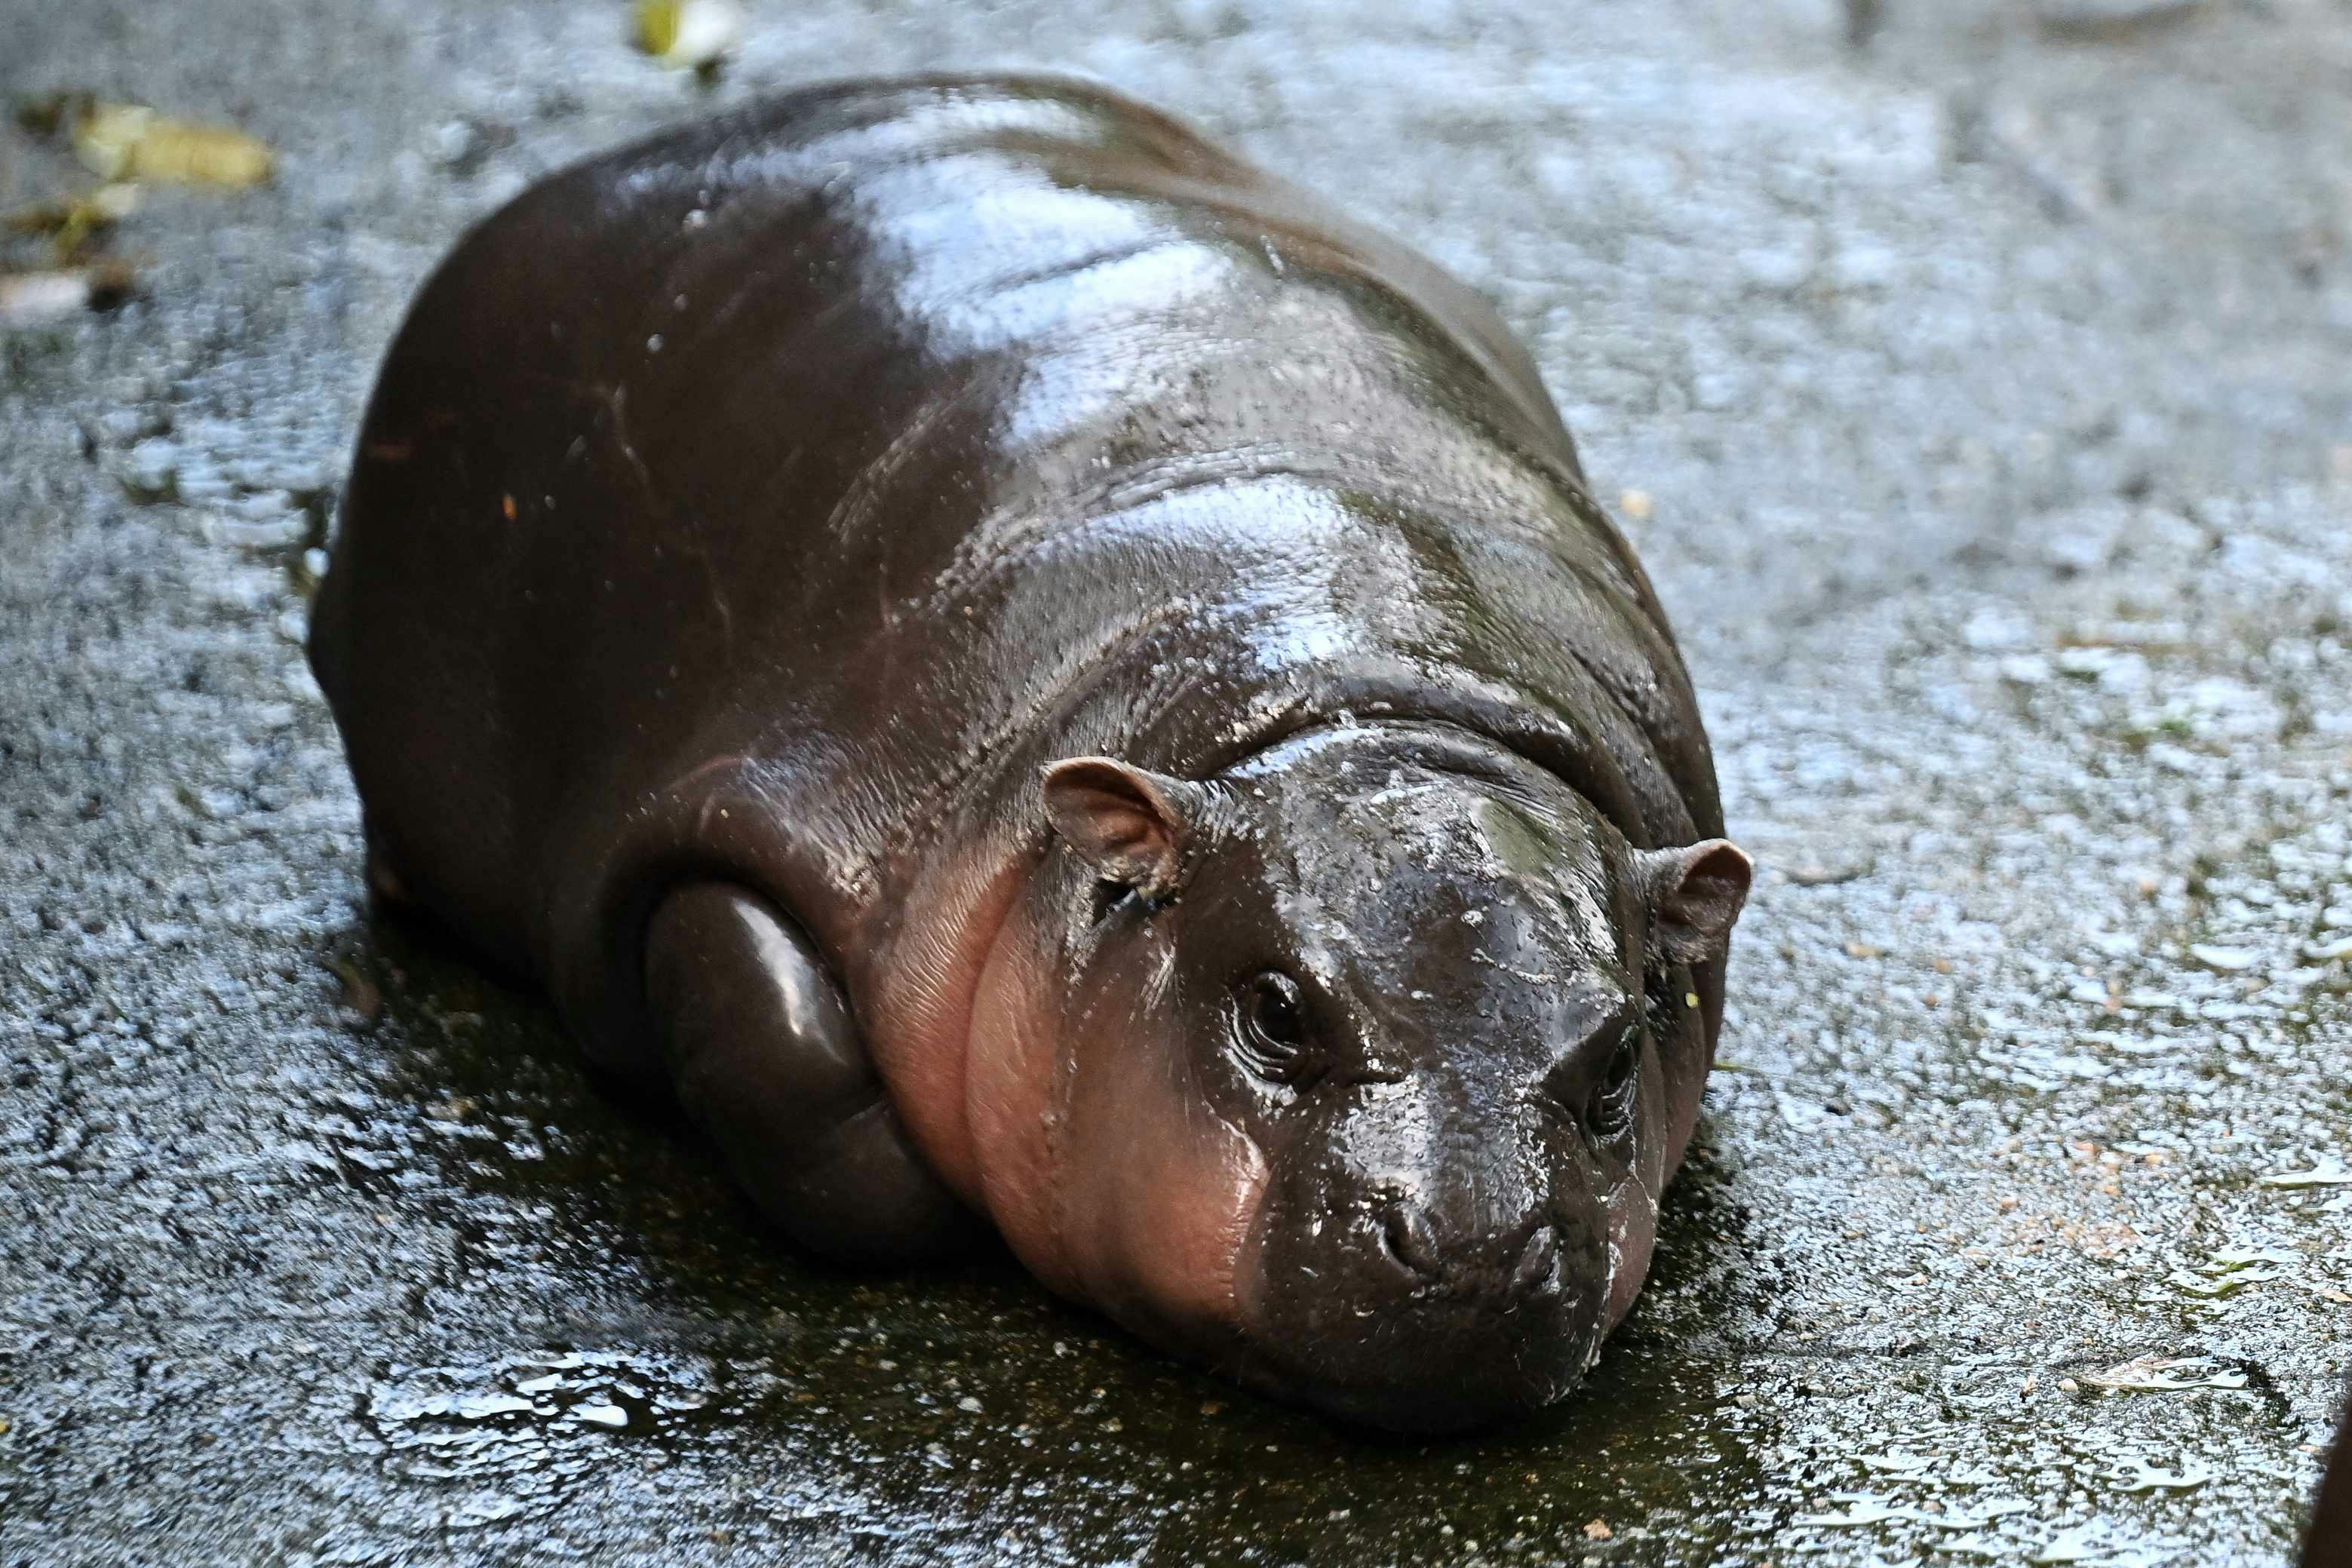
[643,881,971,1264]
[363,817,412,907]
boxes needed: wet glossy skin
[308,72,1741,1431]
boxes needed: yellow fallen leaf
[634,0,745,69]
[74,102,272,187]
[5,182,138,261]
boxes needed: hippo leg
[642,881,969,1264]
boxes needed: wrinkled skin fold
[308,72,1747,1432]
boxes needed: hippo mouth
[1221,1198,1615,1435]
[1219,1296,1609,1435]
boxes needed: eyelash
[1235,971,1322,1087]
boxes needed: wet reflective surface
[3,0,2348,1562]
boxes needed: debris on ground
[0,262,136,327]
[633,0,745,72]
[326,956,384,1026]
[2034,0,2206,41]
[1785,860,1870,887]
[2080,1357,2249,1392]
[5,97,272,324]
[5,182,138,262]
[2170,1246,2298,1298]
[2257,1158,2352,1189]
[69,100,274,186]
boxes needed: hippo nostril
[1512,1224,1564,1299]
[1376,1200,1442,1282]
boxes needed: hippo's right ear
[1632,839,1753,966]
[1040,757,1207,902]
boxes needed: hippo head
[972,723,1749,1433]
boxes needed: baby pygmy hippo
[309,73,1750,1431]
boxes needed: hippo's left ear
[1632,839,1753,965]
[1040,757,1209,901]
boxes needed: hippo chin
[309,72,1749,1434]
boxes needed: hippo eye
[1234,971,1317,1085]
[1586,1020,1642,1143]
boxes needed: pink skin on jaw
[962,896,1270,1352]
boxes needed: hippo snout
[1233,1115,1613,1432]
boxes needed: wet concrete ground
[3,0,2349,1563]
